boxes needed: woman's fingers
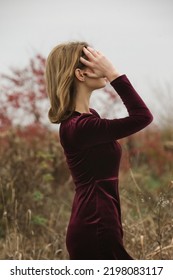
[82,46,98,59]
[79,56,92,67]
[86,46,98,57]
[80,46,99,68]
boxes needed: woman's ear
[75,68,85,82]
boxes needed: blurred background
[0,0,173,260]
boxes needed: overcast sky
[0,0,173,122]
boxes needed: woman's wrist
[106,71,121,82]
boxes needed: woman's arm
[69,74,153,149]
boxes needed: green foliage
[32,215,47,226]
[42,173,54,182]
[33,191,44,202]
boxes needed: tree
[0,54,49,131]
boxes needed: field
[0,124,173,260]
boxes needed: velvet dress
[59,74,153,260]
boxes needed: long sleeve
[67,74,153,149]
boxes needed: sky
[0,0,173,123]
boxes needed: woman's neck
[74,84,92,113]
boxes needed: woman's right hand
[80,46,121,82]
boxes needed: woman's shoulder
[61,107,100,125]
[59,108,100,147]
[89,108,100,117]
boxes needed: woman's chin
[87,77,107,90]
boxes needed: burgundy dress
[59,74,153,260]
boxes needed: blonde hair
[45,41,89,124]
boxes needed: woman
[45,41,153,260]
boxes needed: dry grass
[121,169,173,259]
[0,126,173,259]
